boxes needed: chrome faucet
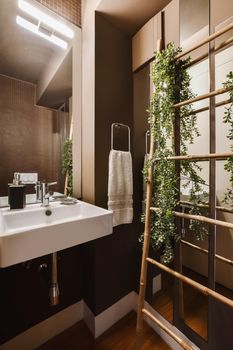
[39,181,57,207]
[35,181,42,202]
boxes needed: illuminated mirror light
[18,0,74,39]
[16,16,68,49]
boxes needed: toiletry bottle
[8,173,26,209]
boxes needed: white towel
[108,150,133,226]
[142,153,149,213]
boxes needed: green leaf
[140,42,208,265]
[62,138,73,197]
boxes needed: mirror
[215,43,233,302]
[179,0,209,341]
[0,0,81,207]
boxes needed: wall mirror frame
[0,0,81,206]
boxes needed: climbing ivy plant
[62,138,73,196]
[222,71,233,207]
[142,43,208,265]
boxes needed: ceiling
[37,48,72,109]
[0,0,60,83]
[97,0,172,36]
[0,0,73,108]
[0,0,172,107]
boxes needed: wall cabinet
[164,0,180,47]
[132,0,180,72]
[132,14,161,72]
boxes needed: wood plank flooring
[152,270,208,340]
[37,311,171,350]
[37,269,233,350]
[152,268,233,341]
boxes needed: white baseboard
[83,301,95,336]
[83,292,137,338]
[84,292,198,349]
[0,301,83,350]
[0,292,199,350]
[95,292,137,338]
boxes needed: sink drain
[45,209,52,216]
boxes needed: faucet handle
[47,182,57,187]
[35,181,42,202]
[44,182,57,198]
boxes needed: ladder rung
[142,308,194,350]
[150,207,233,230]
[146,257,233,309]
[181,239,233,267]
[175,21,233,60]
[173,86,230,108]
[154,151,233,161]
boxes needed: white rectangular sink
[0,200,113,267]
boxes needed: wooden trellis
[136,18,233,350]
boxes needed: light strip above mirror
[18,0,74,39]
[16,16,68,49]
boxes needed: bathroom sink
[0,201,113,267]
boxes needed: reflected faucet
[39,181,57,207]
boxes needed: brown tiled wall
[36,0,81,27]
[0,74,69,196]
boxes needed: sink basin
[0,200,113,267]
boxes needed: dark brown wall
[133,64,161,301]
[36,0,81,27]
[95,13,133,209]
[81,13,137,315]
[133,65,150,222]
[133,64,160,298]
[84,14,161,315]
[0,245,84,345]
[0,74,68,196]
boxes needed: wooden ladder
[135,37,193,350]
[135,20,233,350]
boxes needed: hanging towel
[108,150,133,226]
[142,153,149,213]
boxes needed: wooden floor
[152,270,208,340]
[153,281,208,340]
[152,269,233,341]
[37,270,233,350]
[37,311,171,350]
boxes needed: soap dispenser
[8,172,26,209]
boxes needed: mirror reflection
[179,0,209,340]
[0,0,76,207]
[215,43,233,302]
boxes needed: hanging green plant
[223,72,233,208]
[62,138,73,196]
[141,43,208,265]
[222,71,233,207]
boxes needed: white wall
[81,0,102,203]
[72,28,82,198]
